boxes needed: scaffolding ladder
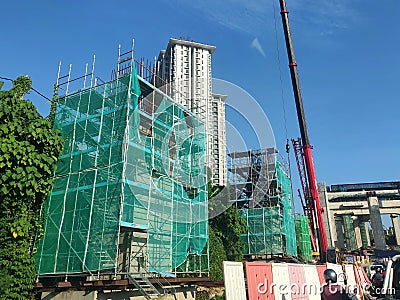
[123,227,163,299]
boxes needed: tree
[210,205,248,262]
[0,77,63,299]
[208,226,227,281]
[208,182,248,280]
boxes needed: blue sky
[1,1,399,219]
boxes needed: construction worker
[321,269,350,300]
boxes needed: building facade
[211,93,227,185]
[157,38,227,186]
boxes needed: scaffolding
[295,215,312,261]
[343,215,357,251]
[228,149,297,257]
[34,45,209,280]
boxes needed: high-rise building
[211,93,227,185]
[157,38,226,186]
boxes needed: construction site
[30,6,400,299]
[34,41,212,298]
[31,32,400,299]
[2,0,400,299]
[32,33,319,298]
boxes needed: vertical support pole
[367,192,386,250]
[90,55,96,88]
[390,215,400,245]
[83,63,88,89]
[353,217,363,249]
[335,216,345,249]
[65,64,72,95]
[318,182,333,247]
[359,218,371,247]
[117,44,121,78]
[56,61,62,88]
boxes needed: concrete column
[334,216,345,249]
[390,215,400,245]
[367,193,386,250]
[329,211,339,247]
[353,217,363,249]
[318,182,334,247]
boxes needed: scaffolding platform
[35,46,209,284]
[228,148,297,257]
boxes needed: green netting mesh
[343,215,357,251]
[295,215,312,261]
[276,160,297,256]
[35,67,208,275]
[238,159,297,257]
[239,207,283,254]
[359,219,369,248]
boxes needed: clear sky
[1,0,399,220]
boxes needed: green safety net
[343,215,357,251]
[35,66,208,275]
[359,220,369,248]
[238,159,297,256]
[295,215,313,261]
[276,160,297,256]
[239,207,283,254]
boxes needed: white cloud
[251,37,266,57]
[166,0,361,38]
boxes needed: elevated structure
[227,149,297,258]
[319,181,400,251]
[157,38,226,186]
[35,43,209,296]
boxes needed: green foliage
[210,205,247,262]
[208,226,227,281]
[46,83,58,127]
[0,77,63,299]
[208,182,248,280]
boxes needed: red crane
[278,0,328,257]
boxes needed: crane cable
[272,0,296,210]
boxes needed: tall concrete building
[211,93,227,185]
[157,38,227,186]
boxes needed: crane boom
[278,0,328,256]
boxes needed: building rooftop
[212,93,228,102]
[166,38,216,54]
[328,181,400,193]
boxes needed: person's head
[323,269,337,284]
[353,288,358,295]
[376,267,382,274]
